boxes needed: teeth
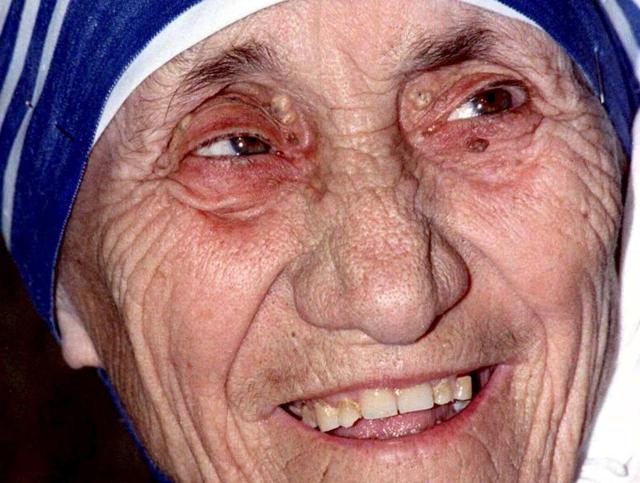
[290,372,479,431]
[396,383,434,414]
[360,388,398,420]
[338,399,361,428]
[453,400,470,413]
[288,403,302,418]
[432,378,455,405]
[301,404,318,428]
[315,401,340,432]
[454,376,472,401]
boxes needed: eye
[447,84,528,122]
[194,135,272,158]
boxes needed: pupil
[230,136,269,156]
[474,89,512,115]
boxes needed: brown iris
[469,88,513,116]
[228,136,271,156]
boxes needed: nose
[292,182,469,345]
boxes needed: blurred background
[0,242,154,482]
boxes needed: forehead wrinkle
[311,25,498,132]
[174,17,499,104]
[166,10,536,135]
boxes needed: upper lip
[243,320,524,420]
[278,361,497,406]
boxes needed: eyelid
[446,82,528,122]
[192,133,273,158]
[176,94,282,158]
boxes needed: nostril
[291,233,469,345]
[291,192,470,344]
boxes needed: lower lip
[271,364,509,450]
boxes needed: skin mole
[467,138,490,152]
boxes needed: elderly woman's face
[59,0,623,481]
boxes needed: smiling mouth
[282,367,495,440]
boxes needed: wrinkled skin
[57,0,624,481]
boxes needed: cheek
[429,130,620,319]
[121,200,304,396]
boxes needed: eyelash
[193,133,273,159]
[447,82,528,122]
[190,82,528,160]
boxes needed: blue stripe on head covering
[1,0,56,236]
[0,0,25,87]
[619,0,640,43]
[1,0,202,337]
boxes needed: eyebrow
[403,27,496,74]
[182,41,280,93]
[181,27,496,93]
